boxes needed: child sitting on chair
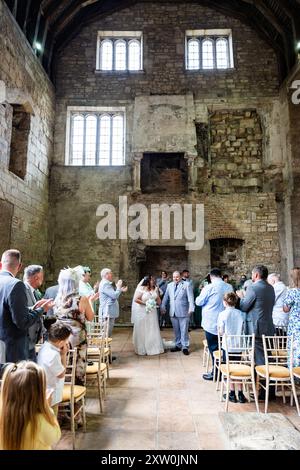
[38,321,71,414]
[217,292,247,404]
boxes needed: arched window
[202,39,214,69]
[85,115,97,165]
[128,39,141,71]
[71,114,84,164]
[115,40,126,70]
[100,39,113,70]
[187,39,200,70]
[112,115,124,165]
[216,38,229,69]
[99,114,111,165]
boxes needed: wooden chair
[256,335,291,413]
[87,319,112,376]
[220,334,259,412]
[59,347,86,449]
[289,335,300,416]
[202,339,210,372]
[86,325,108,413]
[213,331,223,391]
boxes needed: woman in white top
[132,276,164,356]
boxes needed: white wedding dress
[132,288,164,356]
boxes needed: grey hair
[101,268,112,279]
[268,273,280,280]
[173,271,181,276]
[1,249,21,268]
[24,265,43,280]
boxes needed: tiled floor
[55,327,300,450]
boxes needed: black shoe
[238,391,247,403]
[224,392,237,403]
[202,372,214,381]
[170,346,181,352]
[109,356,117,364]
[182,349,189,356]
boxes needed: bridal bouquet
[145,298,157,314]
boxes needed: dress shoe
[238,391,247,403]
[170,346,181,352]
[182,348,189,356]
[202,372,214,381]
[223,392,237,403]
[109,356,117,364]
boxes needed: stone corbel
[132,152,143,193]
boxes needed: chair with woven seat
[59,347,86,449]
[220,334,259,412]
[86,325,108,412]
[256,335,291,413]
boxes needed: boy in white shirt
[217,292,247,404]
[38,321,71,414]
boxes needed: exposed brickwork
[0,2,55,266]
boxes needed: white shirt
[218,307,246,352]
[272,281,288,326]
[37,341,65,406]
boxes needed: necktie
[34,289,42,301]
[174,283,178,294]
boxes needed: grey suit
[162,281,194,349]
[99,279,122,336]
[0,271,43,362]
[239,279,275,365]
[24,282,43,361]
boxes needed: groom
[161,271,194,355]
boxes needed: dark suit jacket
[0,271,42,362]
[239,279,275,337]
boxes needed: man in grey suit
[0,250,52,363]
[161,271,194,355]
[23,265,45,361]
[99,268,128,339]
[238,265,275,366]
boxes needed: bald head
[0,249,22,276]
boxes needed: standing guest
[156,271,169,297]
[38,322,72,414]
[217,292,247,403]
[283,268,300,368]
[0,361,61,450]
[157,271,171,328]
[222,274,230,283]
[0,250,52,363]
[23,265,45,361]
[79,266,95,297]
[182,270,195,329]
[237,274,247,291]
[161,271,194,356]
[44,282,59,321]
[54,266,96,386]
[196,268,233,380]
[267,273,288,330]
[237,265,275,400]
[99,268,128,339]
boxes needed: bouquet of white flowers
[145,298,157,314]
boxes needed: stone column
[132,152,143,193]
[184,153,198,191]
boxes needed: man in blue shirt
[195,268,233,380]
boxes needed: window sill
[94,69,145,75]
[185,67,235,73]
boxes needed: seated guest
[0,250,52,362]
[37,322,72,414]
[23,265,45,361]
[0,361,61,450]
[217,292,246,403]
[267,273,288,330]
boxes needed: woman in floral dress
[54,266,97,385]
[283,268,300,368]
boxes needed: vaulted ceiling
[4,0,300,82]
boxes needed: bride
[132,276,164,356]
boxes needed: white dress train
[132,289,164,356]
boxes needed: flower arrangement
[145,298,157,314]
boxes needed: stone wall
[0,1,55,266]
[51,1,286,320]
